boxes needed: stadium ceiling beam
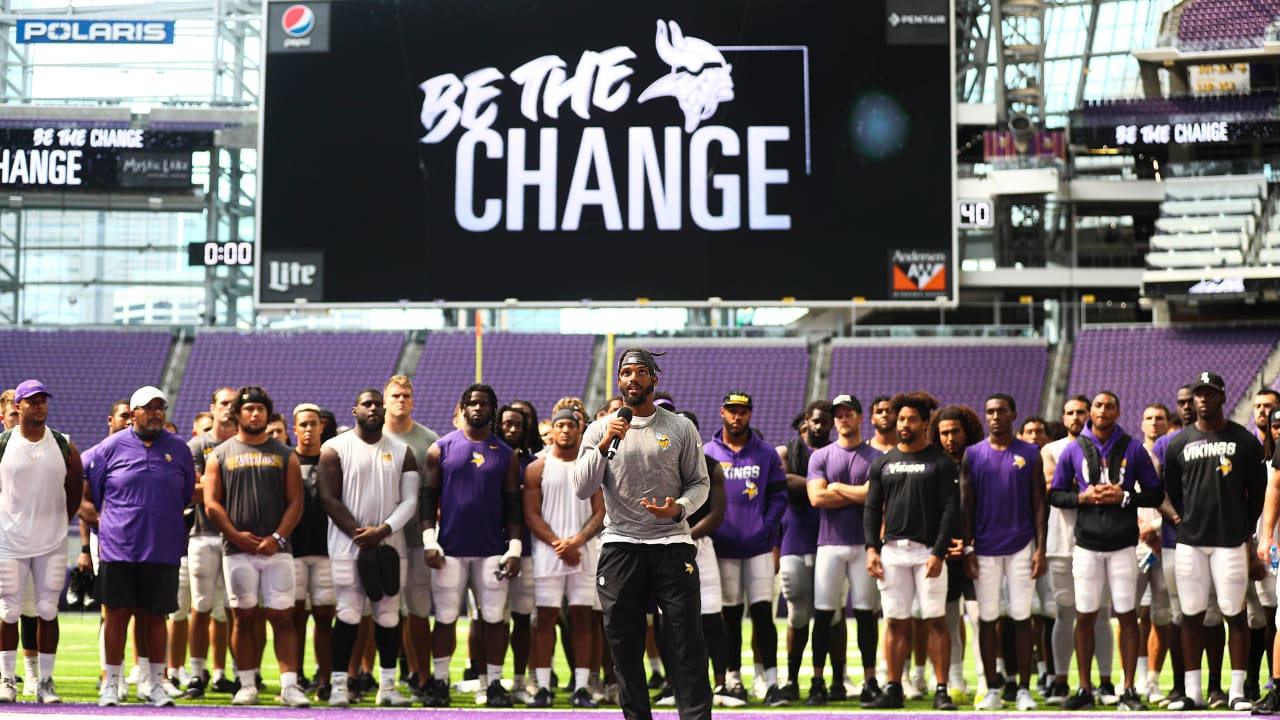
[0,0,257,22]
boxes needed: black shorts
[946,557,974,602]
[97,561,180,616]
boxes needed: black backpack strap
[1108,434,1132,487]
[1076,434,1101,486]
[50,430,71,467]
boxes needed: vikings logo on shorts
[656,434,671,450]
[280,5,314,37]
[684,563,694,574]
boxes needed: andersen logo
[417,19,810,234]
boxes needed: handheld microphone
[607,407,634,461]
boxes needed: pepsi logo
[281,5,314,38]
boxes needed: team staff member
[706,391,787,706]
[1048,391,1162,711]
[1164,372,1266,711]
[864,391,960,711]
[806,394,881,706]
[202,386,307,707]
[0,381,83,704]
[316,389,419,708]
[570,348,711,720]
[83,386,195,708]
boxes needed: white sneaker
[126,665,141,686]
[174,667,193,688]
[1016,687,1037,710]
[137,679,152,702]
[117,677,129,702]
[904,681,923,700]
[232,685,260,705]
[976,688,1003,709]
[1145,679,1165,704]
[328,681,350,707]
[512,686,531,704]
[753,675,768,700]
[159,677,184,698]
[657,690,677,706]
[0,677,16,703]
[377,687,413,707]
[454,678,481,693]
[152,686,175,707]
[36,678,61,704]
[280,684,311,707]
[23,675,37,697]
[98,680,119,707]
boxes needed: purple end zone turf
[0,705,1230,719]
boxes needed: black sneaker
[1163,688,1187,708]
[255,672,266,691]
[1045,680,1071,704]
[1002,679,1018,702]
[211,676,238,694]
[528,687,553,708]
[1118,687,1147,711]
[859,677,882,705]
[1254,690,1280,715]
[298,673,311,691]
[1248,680,1263,703]
[314,683,332,702]
[764,684,788,707]
[780,681,799,702]
[864,682,904,709]
[828,679,847,702]
[422,678,450,707]
[805,678,827,706]
[934,688,958,710]
[647,670,665,690]
[462,667,478,682]
[1167,694,1200,711]
[1098,681,1119,705]
[485,680,513,708]
[1234,697,1258,711]
[1209,688,1229,709]
[570,687,598,708]
[404,672,421,693]
[183,675,206,699]
[1064,687,1096,710]
[723,682,749,704]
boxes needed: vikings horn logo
[638,19,735,133]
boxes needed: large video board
[258,0,954,306]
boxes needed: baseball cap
[1191,371,1226,395]
[13,380,50,403]
[130,386,167,409]
[832,393,863,414]
[722,392,753,409]
[293,402,322,418]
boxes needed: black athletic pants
[598,542,712,720]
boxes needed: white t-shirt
[0,428,69,559]
[323,431,414,561]
[1044,435,1076,558]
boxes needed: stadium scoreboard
[257,0,955,307]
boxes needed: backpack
[0,427,71,468]
[1075,432,1131,487]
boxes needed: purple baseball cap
[14,379,50,403]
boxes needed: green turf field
[19,610,1199,709]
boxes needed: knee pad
[375,605,400,628]
[1152,606,1172,626]
[479,604,505,625]
[34,599,57,622]
[0,603,20,625]
[337,605,363,626]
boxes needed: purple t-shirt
[86,428,195,565]
[707,430,787,559]
[780,502,820,556]
[1152,431,1178,548]
[966,438,1039,556]
[436,429,513,557]
[808,441,881,547]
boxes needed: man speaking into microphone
[571,347,711,720]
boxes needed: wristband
[272,532,286,548]
[80,544,90,554]
[421,527,443,554]
[962,545,975,556]
[501,539,523,561]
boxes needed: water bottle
[1269,544,1279,575]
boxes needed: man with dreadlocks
[570,348,712,720]
[418,384,523,708]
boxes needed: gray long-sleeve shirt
[571,407,709,544]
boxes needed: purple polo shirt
[966,438,1039,556]
[707,429,787,559]
[807,441,881,546]
[86,428,195,566]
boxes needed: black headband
[618,349,662,375]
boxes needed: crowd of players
[0,357,1278,714]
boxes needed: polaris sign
[16,20,175,44]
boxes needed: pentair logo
[281,5,314,37]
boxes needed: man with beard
[962,394,1047,711]
[202,386,307,707]
[776,400,834,704]
[381,376,438,699]
[806,395,891,706]
[316,390,420,708]
[418,385,522,708]
[931,405,984,698]
[83,386,194,707]
[288,404,335,701]
[524,408,605,707]
[706,392,787,706]
[863,391,959,710]
[1164,373,1265,711]
[0,381,83,704]
[1050,392,1162,711]
[570,348,712,720]
[869,396,897,453]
